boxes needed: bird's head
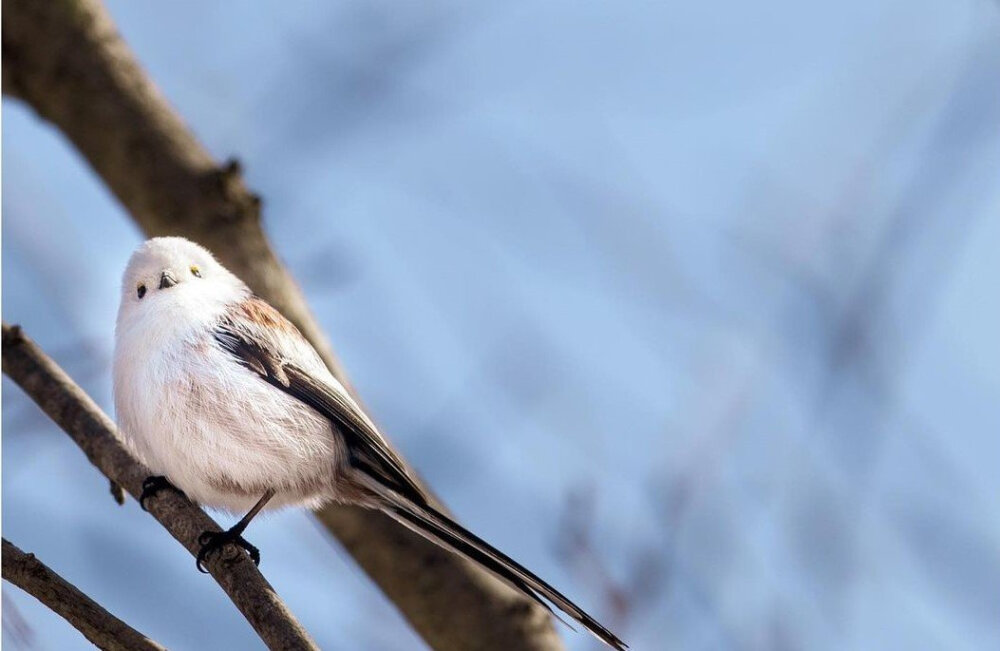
[117,237,247,334]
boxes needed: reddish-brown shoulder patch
[234,297,299,334]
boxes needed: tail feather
[356,474,628,650]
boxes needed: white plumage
[112,236,626,650]
[113,237,347,512]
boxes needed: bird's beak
[159,271,178,289]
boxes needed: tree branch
[2,0,560,648]
[1,324,319,651]
[2,538,166,651]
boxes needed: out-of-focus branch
[1,324,319,651]
[555,488,663,640]
[2,538,166,651]
[1,1,560,648]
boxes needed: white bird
[113,236,626,650]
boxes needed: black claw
[139,476,183,511]
[195,529,260,573]
[110,480,126,506]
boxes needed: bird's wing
[212,297,429,507]
[213,298,628,650]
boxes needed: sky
[3,1,1000,649]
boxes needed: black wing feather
[213,325,429,507]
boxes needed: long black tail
[356,475,628,650]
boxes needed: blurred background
[4,1,1000,649]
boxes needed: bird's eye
[137,284,147,299]
[190,265,202,278]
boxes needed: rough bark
[2,324,319,651]
[2,539,167,651]
[2,0,561,649]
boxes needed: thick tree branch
[1,324,319,651]
[2,538,166,651]
[2,0,561,648]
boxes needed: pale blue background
[4,1,1000,649]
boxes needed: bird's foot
[110,479,126,506]
[139,475,184,511]
[196,528,260,573]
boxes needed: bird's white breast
[113,320,343,513]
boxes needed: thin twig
[2,538,167,651]
[1,323,319,651]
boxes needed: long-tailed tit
[113,237,625,650]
